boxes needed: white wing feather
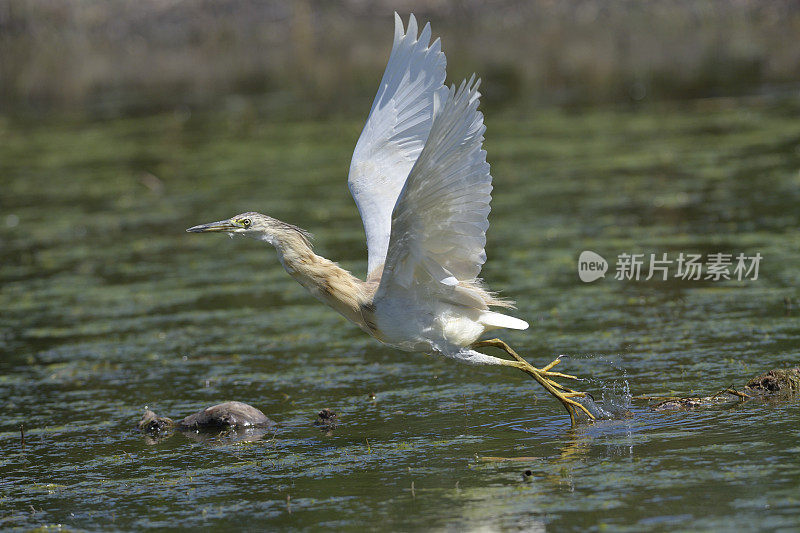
[378,77,493,308]
[348,13,448,279]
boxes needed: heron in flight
[188,14,594,424]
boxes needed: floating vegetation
[745,367,800,395]
[640,366,800,411]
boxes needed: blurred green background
[2,0,800,117]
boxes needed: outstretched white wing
[348,13,447,279]
[377,77,492,308]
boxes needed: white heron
[188,14,594,424]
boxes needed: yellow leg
[471,338,595,425]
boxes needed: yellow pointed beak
[186,219,238,233]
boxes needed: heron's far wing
[348,13,447,279]
[378,77,492,307]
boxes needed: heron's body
[259,218,524,362]
[188,14,594,423]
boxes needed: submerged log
[645,366,800,411]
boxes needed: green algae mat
[2,98,799,530]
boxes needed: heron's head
[186,211,311,247]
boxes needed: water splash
[571,355,633,420]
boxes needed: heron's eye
[240,218,251,228]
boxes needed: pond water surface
[2,97,800,530]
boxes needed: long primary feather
[379,76,492,302]
[348,13,448,279]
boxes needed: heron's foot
[531,355,580,382]
[471,339,595,425]
[515,359,595,425]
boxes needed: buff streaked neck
[261,227,377,331]
[187,211,379,331]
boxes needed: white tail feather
[480,311,529,331]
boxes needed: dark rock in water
[136,402,274,442]
[178,401,274,430]
[314,408,338,427]
[745,367,800,395]
[137,410,175,435]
